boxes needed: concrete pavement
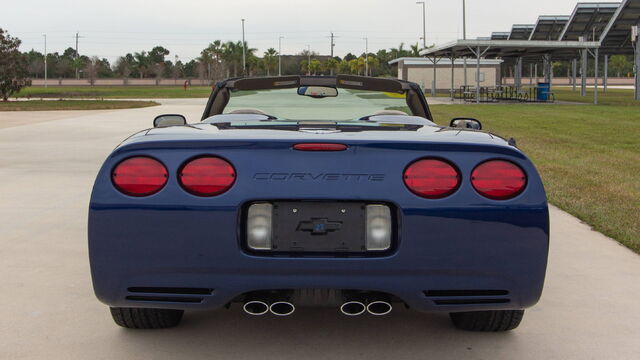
[1,99,639,359]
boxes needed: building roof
[558,2,621,41]
[388,57,503,66]
[529,16,571,40]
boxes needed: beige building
[389,57,503,92]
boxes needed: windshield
[224,88,409,121]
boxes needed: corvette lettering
[253,173,385,182]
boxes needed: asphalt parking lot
[1,98,640,359]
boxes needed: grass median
[0,100,159,111]
[390,93,640,253]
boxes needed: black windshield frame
[201,75,433,121]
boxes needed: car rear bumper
[89,204,549,313]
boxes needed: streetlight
[278,36,284,76]
[363,37,369,76]
[416,2,426,49]
[462,0,467,87]
[43,34,47,88]
[241,19,246,76]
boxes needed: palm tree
[338,60,350,74]
[367,56,380,76]
[308,59,322,75]
[200,40,224,80]
[262,48,278,76]
[133,51,150,79]
[222,41,256,77]
[324,58,339,75]
[410,43,421,57]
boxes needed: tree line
[21,38,424,82]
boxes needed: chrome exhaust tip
[243,300,269,316]
[270,301,295,316]
[340,301,367,316]
[366,301,392,316]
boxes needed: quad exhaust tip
[340,301,367,316]
[270,301,295,316]
[243,300,269,316]
[366,301,392,316]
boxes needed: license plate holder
[271,202,366,253]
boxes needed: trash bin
[537,82,550,101]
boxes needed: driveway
[1,100,639,359]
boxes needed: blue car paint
[89,123,549,312]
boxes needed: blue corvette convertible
[89,75,549,331]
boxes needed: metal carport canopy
[420,40,600,104]
[419,39,599,59]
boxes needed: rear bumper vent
[126,287,214,304]
[128,287,213,295]
[424,290,510,306]
[126,295,203,303]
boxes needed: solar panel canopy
[529,16,571,40]
[508,24,536,40]
[491,32,511,40]
[599,0,640,54]
[559,2,621,41]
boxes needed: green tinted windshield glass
[224,88,408,121]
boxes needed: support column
[431,57,440,97]
[450,55,456,101]
[530,63,533,85]
[476,46,481,104]
[572,59,577,91]
[604,55,608,93]
[581,48,588,97]
[515,57,522,91]
[549,55,554,93]
[464,58,468,88]
[535,63,538,83]
[594,48,599,105]
[635,23,640,100]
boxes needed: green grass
[0,100,159,111]
[554,87,639,106]
[388,99,640,253]
[16,86,215,99]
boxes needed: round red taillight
[403,158,461,199]
[471,160,527,200]
[179,156,236,196]
[112,156,168,197]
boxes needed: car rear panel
[89,134,549,312]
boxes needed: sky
[2,0,604,64]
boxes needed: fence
[29,78,214,87]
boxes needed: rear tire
[449,310,524,332]
[109,307,184,329]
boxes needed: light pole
[363,37,369,76]
[278,36,284,76]
[462,0,467,87]
[416,2,426,49]
[43,34,47,88]
[241,19,246,76]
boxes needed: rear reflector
[179,156,236,196]
[112,156,168,197]
[471,160,527,200]
[293,143,348,151]
[403,158,461,199]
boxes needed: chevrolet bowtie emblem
[297,218,342,235]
